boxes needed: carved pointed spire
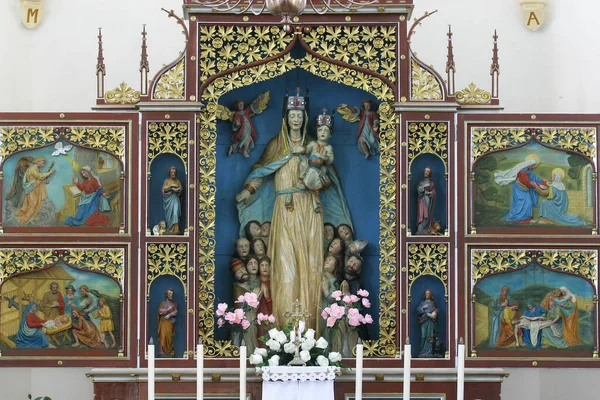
[445,25,456,96]
[140,24,150,96]
[490,29,500,99]
[96,27,106,99]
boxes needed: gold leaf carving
[65,126,126,160]
[147,243,188,295]
[0,127,59,159]
[408,244,448,292]
[407,122,448,171]
[410,58,443,101]
[147,121,189,173]
[153,58,185,100]
[455,82,491,105]
[105,82,141,104]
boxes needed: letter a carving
[520,1,546,32]
[527,12,540,26]
[20,0,44,29]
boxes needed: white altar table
[261,366,338,400]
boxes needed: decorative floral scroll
[470,249,530,285]
[65,249,125,287]
[153,58,185,100]
[105,82,141,104]
[455,82,491,105]
[538,250,597,282]
[407,243,448,292]
[0,249,59,283]
[65,126,126,160]
[303,25,397,83]
[147,243,188,295]
[410,58,443,101]
[198,25,293,86]
[147,121,189,172]
[407,122,448,171]
[0,127,59,160]
[470,127,597,164]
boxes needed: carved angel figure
[217,91,271,158]
[337,100,380,159]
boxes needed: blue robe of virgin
[538,187,585,226]
[15,303,50,349]
[65,188,111,226]
[522,302,547,349]
[503,169,544,222]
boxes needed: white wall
[1,1,599,400]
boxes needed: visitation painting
[0,261,121,351]
[2,142,121,228]
[474,263,595,352]
[473,141,594,228]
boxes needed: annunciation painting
[0,253,122,353]
[471,249,597,357]
[1,129,123,230]
[471,128,596,231]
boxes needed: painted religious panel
[468,127,597,235]
[195,24,398,358]
[0,248,127,360]
[0,125,127,233]
[469,248,598,360]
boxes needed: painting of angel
[337,100,380,159]
[216,91,270,158]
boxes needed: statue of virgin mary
[236,91,353,329]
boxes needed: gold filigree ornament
[407,244,448,293]
[410,58,443,101]
[105,82,141,104]
[538,250,597,281]
[66,249,125,288]
[539,127,596,159]
[0,126,59,160]
[303,25,397,83]
[147,121,189,173]
[147,243,188,295]
[197,27,397,358]
[455,82,491,105]
[407,122,448,172]
[65,126,126,161]
[153,58,186,100]
[470,249,530,285]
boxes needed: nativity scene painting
[2,142,121,229]
[0,261,121,352]
[473,263,595,353]
[473,141,594,229]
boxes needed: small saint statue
[216,91,271,158]
[337,100,380,159]
[416,166,437,235]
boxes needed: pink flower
[216,303,228,317]
[241,319,251,330]
[342,296,352,304]
[348,316,361,327]
[224,312,237,323]
[268,314,276,323]
[363,314,373,324]
[321,309,328,319]
[217,318,225,327]
[347,308,360,319]
[329,303,345,319]
[331,290,343,300]
[350,295,359,303]
[357,289,369,297]
[326,316,337,327]
[244,292,260,308]
[236,295,245,303]
[362,298,371,308]
[257,313,267,322]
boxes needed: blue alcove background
[148,275,186,358]
[149,154,186,233]
[213,64,382,339]
[409,275,447,358]
[409,154,447,235]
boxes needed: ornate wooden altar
[1,0,598,399]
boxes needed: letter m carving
[27,8,39,23]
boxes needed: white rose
[249,354,264,365]
[315,337,329,349]
[268,328,280,340]
[275,331,288,344]
[283,342,296,354]
[254,348,268,358]
[301,338,316,351]
[316,355,329,367]
[266,338,281,352]
[268,355,280,366]
[328,352,342,363]
[304,328,316,340]
[299,350,311,363]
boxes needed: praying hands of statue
[291,145,305,154]
[340,280,350,296]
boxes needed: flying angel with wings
[337,100,380,159]
[216,91,270,158]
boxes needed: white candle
[290,330,296,343]
[457,342,465,400]
[240,340,247,400]
[403,343,411,400]
[148,338,155,400]
[197,339,204,400]
[355,339,364,400]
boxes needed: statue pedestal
[261,366,338,400]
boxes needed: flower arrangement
[215,292,261,330]
[321,289,373,329]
